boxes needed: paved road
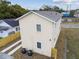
[62,24,79,28]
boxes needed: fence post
[51,48,57,59]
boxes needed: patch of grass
[56,28,79,59]
[65,29,79,59]
[57,28,79,59]
[56,28,65,59]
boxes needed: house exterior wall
[19,13,61,57]
[0,31,8,37]
[12,26,20,32]
[52,18,61,48]
[0,29,14,38]
[0,26,20,38]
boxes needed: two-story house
[16,11,62,57]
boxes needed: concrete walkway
[62,24,79,28]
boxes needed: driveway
[61,24,79,28]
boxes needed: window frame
[37,42,41,49]
[36,24,41,32]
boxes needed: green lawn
[62,28,79,59]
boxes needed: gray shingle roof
[33,11,62,22]
[3,19,19,27]
[0,19,19,27]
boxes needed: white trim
[16,11,56,23]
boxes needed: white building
[74,10,79,18]
[0,19,20,38]
[17,11,62,57]
[74,13,79,18]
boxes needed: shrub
[0,37,3,39]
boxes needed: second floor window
[36,24,41,32]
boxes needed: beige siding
[19,13,61,57]
[52,18,61,48]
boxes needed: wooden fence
[1,40,21,55]
[0,32,20,48]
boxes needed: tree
[39,5,64,13]
[0,0,28,19]
[39,5,53,11]
[70,10,75,17]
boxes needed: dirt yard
[12,48,51,59]
[56,28,65,59]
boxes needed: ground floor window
[37,42,41,49]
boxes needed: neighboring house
[74,12,79,18]
[74,10,79,18]
[0,19,19,38]
[0,26,10,37]
[16,11,62,57]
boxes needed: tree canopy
[39,5,64,13]
[0,0,28,19]
[70,10,75,17]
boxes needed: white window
[16,27,20,31]
[36,24,41,32]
